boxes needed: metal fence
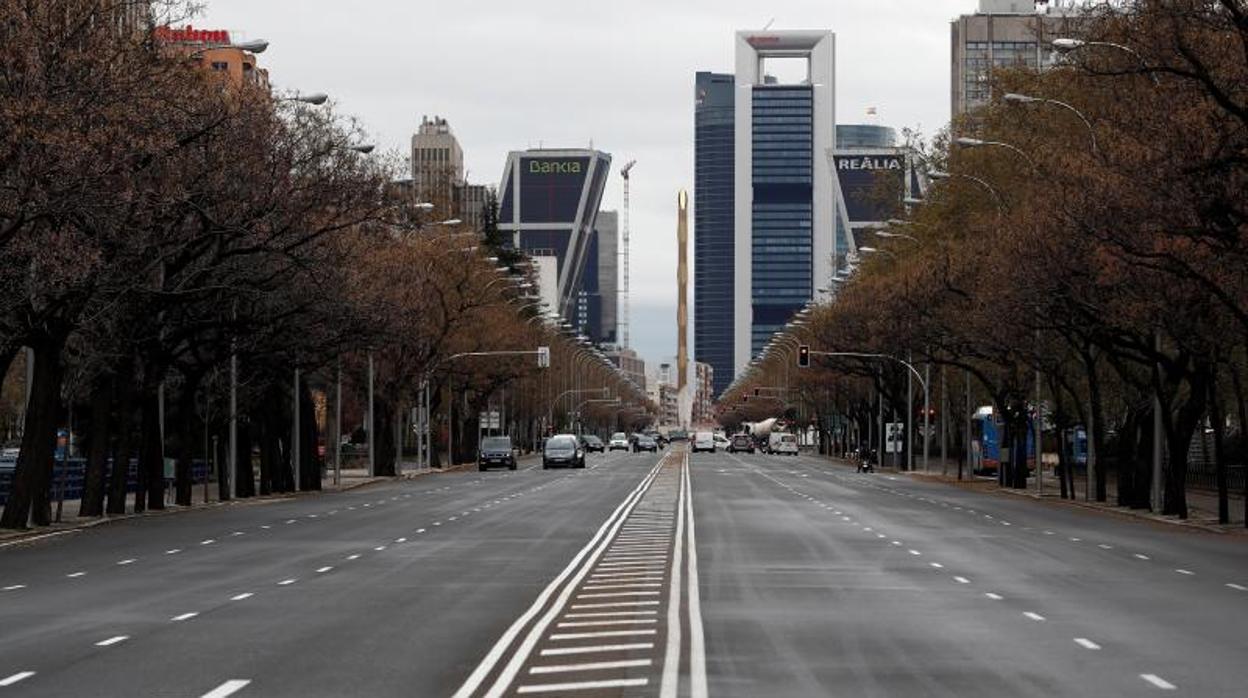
[0,458,209,506]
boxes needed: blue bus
[970,406,1035,475]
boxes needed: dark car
[478,436,517,471]
[543,434,586,469]
[582,435,606,453]
[728,433,755,454]
[668,429,689,442]
[634,435,659,453]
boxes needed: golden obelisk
[677,190,689,426]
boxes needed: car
[608,432,630,451]
[478,435,517,471]
[769,432,799,455]
[668,429,689,442]
[691,431,716,453]
[543,434,585,469]
[713,433,731,450]
[728,433,755,454]
[634,435,659,453]
[581,434,606,453]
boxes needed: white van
[769,432,799,456]
[691,431,716,453]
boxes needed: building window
[210,61,228,71]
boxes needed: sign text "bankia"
[528,160,583,174]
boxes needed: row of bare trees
[722,0,1248,525]
[0,0,653,529]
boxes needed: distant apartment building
[607,348,646,393]
[692,361,714,426]
[156,24,269,89]
[951,0,1084,118]
[411,116,464,214]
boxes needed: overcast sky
[199,0,980,367]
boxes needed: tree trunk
[173,375,201,507]
[0,339,65,529]
[78,375,113,517]
[216,425,230,502]
[1162,370,1209,520]
[257,410,275,496]
[1209,369,1229,524]
[373,399,396,476]
[299,382,321,491]
[107,363,136,515]
[1085,352,1109,502]
[138,388,165,511]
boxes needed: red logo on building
[155,25,231,45]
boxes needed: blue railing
[0,458,210,506]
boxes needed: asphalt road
[1,446,1245,697]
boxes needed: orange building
[155,24,269,89]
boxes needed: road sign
[885,422,904,453]
[483,411,501,429]
[537,346,550,368]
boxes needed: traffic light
[754,388,760,396]
[797,345,811,368]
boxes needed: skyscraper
[596,211,620,346]
[694,71,735,398]
[733,30,836,375]
[498,149,612,320]
[411,116,464,212]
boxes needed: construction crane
[619,160,637,349]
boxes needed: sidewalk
[824,454,1247,534]
[0,460,470,547]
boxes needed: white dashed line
[1175,569,1194,576]
[1099,544,1113,549]
[953,576,970,584]
[416,528,426,533]
[316,566,333,573]
[1073,638,1101,650]
[908,550,922,556]
[200,679,252,698]
[1023,612,1045,622]
[230,593,253,601]
[1139,674,1176,690]
[201,539,216,545]
[116,559,135,566]
[346,554,361,561]
[172,612,199,621]
[985,593,1004,601]
[1134,554,1151,560]
[95,635,129,647]
[66,571,86,578]
[930,562,943,569]
[395,537,407,543]
[166,549,181,554]
[1227,583,1247,591]
[374,546,386,551]
[278,579,297,586]
[0,672,36,687]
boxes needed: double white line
[453,458,669,698]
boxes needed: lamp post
[1002,93,1099,156]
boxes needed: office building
[454,181,488,232]
[595,211,620,346]
[499,149,612,319]
[608,348,646,393]
[733,30,836,375]
[951,0,1084,118]
[411,116,464,213]
[692,361,715,427]
[694,72,736,398]
[831,124,913,264]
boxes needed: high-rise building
[156,25,269,89]
[951,1,1083,119]
[453,182,488,232]
[832,124,914,264]
[692,361,715,426]
[595,211,620,346]
[608,348,647,394]
[498,149,612,320]
[693,72,736,398]
[411,116,464,213]
[733,30,836,375]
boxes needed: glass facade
[750,85,813,356]
[694,72,735,397]
[963,40,1038,110]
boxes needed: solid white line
[549,629,657,640]
[570,601,661,610]
[661,455,687,698]
[539,643,655,657]
[0,672,35,687]
[1023,612,1045,621]
[529,659,652,674]
[200,679,252,698]
[1074,638,1101,650]
[684,451,708,698]
[454,459,665,698]
[230,593,253,601]
[96,635,129,647]
[1139,674,1176,690]
[564,611,658,619]
[517,678,648,693]
[557,619,657,628]
[172,612,199,621]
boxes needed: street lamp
[954,136,1038,170]
[188,39,269,58]
[283,93,328,105]
[438,218,463,226]
[1002,93,1098,155]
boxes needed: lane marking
[1074,638,1101,650]
[564,611,658,619]
[517,678,648,693]
[172,612,199,621]
[278,579,296,586]
[985,593,1004,600]
[201,679,252,698]
[954,576,970,584]
[661,455,687,698]
[316,566,333,573]
[930,562,943,569]
[1227,583,1247,591]
[116,559,136,566]
[582,583,664,591]
[347,554,361,561]
[571,601,661,610]
[230,593,254,601]
[166,549,181,554]
[201,539,215,545]
[683,451,709,698]
[1139,674,1176,690]
[1133,554,1151,560]
[1175,569,1194,576]
[548,629,657,640]
[96,635,129,647]
[1023,612,1045,622]
[539,643,655,656]
[529,659,652,674]
[454,458,665,698]
[576,591,662,599]
[67,572,86,578]
[0,672,36,687]
[557,619,658,628]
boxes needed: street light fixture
[1002,93,1098,154]
[285,93,328,105]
